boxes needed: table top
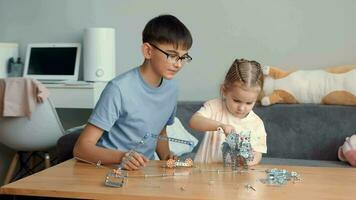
[1,158,356,200]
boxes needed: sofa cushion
[254,104,356,161]
[261,157,350,167]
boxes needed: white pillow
[154,117,198,160]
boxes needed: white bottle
[83,28,116,82]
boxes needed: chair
[57,125,84,163]
[0,98,65,184]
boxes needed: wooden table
[1,158,355,200]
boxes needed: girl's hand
[219,124,235,136]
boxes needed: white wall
[1,0,356,101]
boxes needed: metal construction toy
[260,168,301,185]
[105,168,127,187]
[74,156,127,187]
[78,131,302,190]
[221,130,254,170]
[165,158,194,168]
[104,133,195,187]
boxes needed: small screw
[245,184,256,191]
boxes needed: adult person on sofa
[73,14,193,170]
[189,59,267,166]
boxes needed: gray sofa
[57,102,356,167]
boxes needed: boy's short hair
[142,14,193,50]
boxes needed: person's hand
[219,124,235,136]
[167,152,178,161]
[121,150,149,171]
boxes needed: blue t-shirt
[88,67,177,159]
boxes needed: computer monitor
[23,43,81,81]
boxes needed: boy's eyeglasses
[149,43,192,65]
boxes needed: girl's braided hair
[223,58,263,90]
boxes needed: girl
[189,59,267,165]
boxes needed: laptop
[23,43,81,83]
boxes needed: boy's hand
[220,124,235,136]
[168,153,178,161]
[121,151,149,171]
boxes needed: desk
[44,82,107,109]
[1,159,355,200]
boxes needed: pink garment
[0,78,50,117]
[338,135,356,167]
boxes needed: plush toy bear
[338,135,356,167]
[260,64,356,106]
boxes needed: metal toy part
[78,132,301,190]
[74,157,128,188]
[75,157,301,190]
[165,158,194,168]
[220,129,254,170]
[105,169,127,187]
[244,184,256,191]
[105,133,195,187]
[260,168,301,185]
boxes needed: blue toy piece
[260,168,300,185]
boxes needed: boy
[73,14,193,171]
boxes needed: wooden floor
[1,159,356,200]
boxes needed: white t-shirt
[194,98,267,163]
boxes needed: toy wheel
[166,159,176,168]
[184,158,193,167]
